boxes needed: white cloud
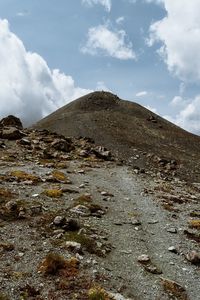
[136,91,148,97]
[96,81,111,91]
[170,96,185,108]
[116,16,125,25]
[81,24,136,60]
[145,0,163,4]
[145,105,157,113]
[0,19,92,126]
[148,0,200,82]
[82,0,111,12]
[16,11,29,17]
[165,95,200,134]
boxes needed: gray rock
[53,216,66,226]
[65,241,82,253]
[137,254,150,263]
[70,205,90,216]
[1,127,24,140]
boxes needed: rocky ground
[0,116,200,300]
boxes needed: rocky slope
[34,91,200,183]
[0,116,200,300]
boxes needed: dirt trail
[82,164,200,300]
[1,158,199,299]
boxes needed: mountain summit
[34,91,200,181]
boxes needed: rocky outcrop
[0,115,23,129]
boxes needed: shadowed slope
[34,91,200,181]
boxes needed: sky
[0,0,200,134]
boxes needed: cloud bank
[82,0,111,12]
[148,0,200,82]
[164,95,200,134]
[0,19,91,126]
[148,0,200,134]
[81,24,136,60]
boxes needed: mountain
[34,91,200,182]
[1,110,200,300]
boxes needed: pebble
[32,193,39,198]
[114,222,123,226]
[131,218,141,226]
[53,216,66,226]
[79,183,85,188]
[137,254,150,263]
[120,250,132,254]
[148,219,159,224]
[167,228,177,234]
[168,246,178,253]
[77,169,85,174]
[65,241,82,253]
[70,205,90,216]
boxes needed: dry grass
[9,170,40,183]
[38,253,79,277]
[43,189,63,198]
[88,287,112,300]
[188,219,200,229]
[161,278,188,300]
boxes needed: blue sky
[0,0,200,134]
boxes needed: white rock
[137,254,150,262]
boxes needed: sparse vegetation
[48,170,71,183]
[43,189,63,198]
[88,286,111,300]
[161,278,188,300]
[188,219,200,229]
[64,231,99,255]
[38,253,79,277]
[9,170,40,183]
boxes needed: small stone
[70,205,90,216]
[65,241,82,253]
[167,228,177,234]
[144,265,162,274]
[79,150,88,157]
[120,250,132,254]
[148,219,159,224]
[19,138,31,145]
[53,216,66,226]
[79,183,85,188]
[64,218,80,231]
[32,194,39,198]
[137,254,150,263]
[77,169,85,174]
[186,250,200,265]
[131,218,141,226]
[168,246,178,253]
[101,191,114,197]
[114,222,123,226]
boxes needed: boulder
[0,115,23,129]
[51,138,74,152]
[1,127,25,140]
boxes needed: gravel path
[82,164,200,300]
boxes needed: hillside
[34,91,200,182]
[0,116,200,300]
